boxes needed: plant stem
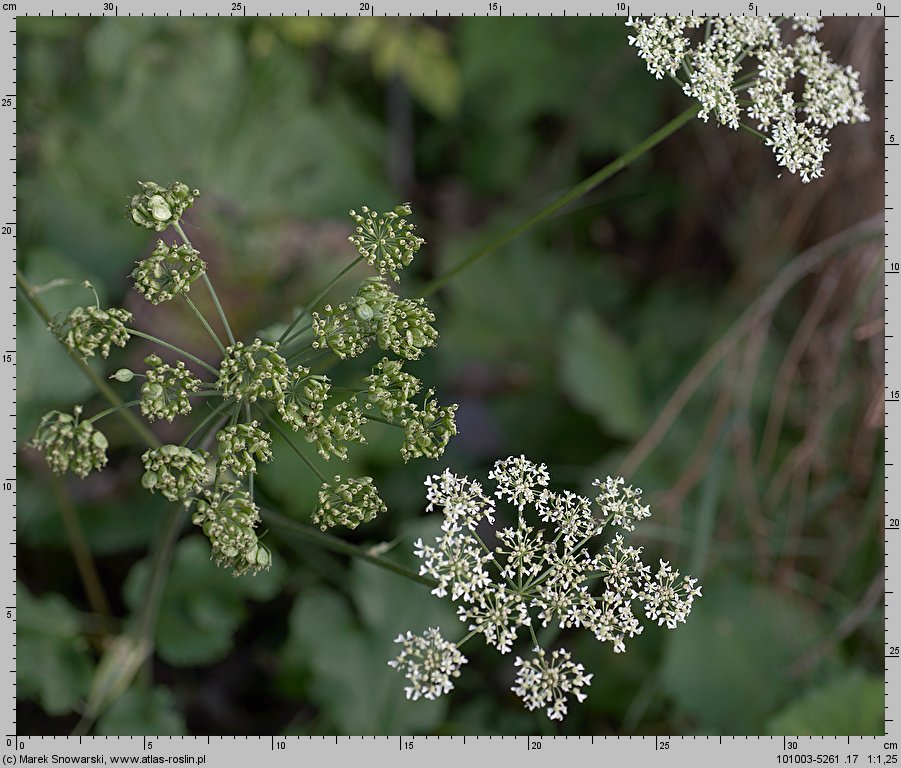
[182,400,232,447]
[126,327,218,375]
[364,412,401,428]
[259,409,328,483]
[418,103,700,297]
[617,215,883,479]
[173,221,236,347]
[278,256,364,346]
[19,269,187,732]
[17,270,161,449]
[183,295,226,355]
[86,400,141,424]
[282,324,312,351]
[263,507,436,588]
[134,503,185,654]
[50,474,112,618]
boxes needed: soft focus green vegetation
[18,17,884,735]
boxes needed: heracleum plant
[30,180,457,575]
[16,15,871,731]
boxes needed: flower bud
[305,399,367,461]
[217,339,291,404]
[50,305,132,362]
[110,368,135,383]
[399,392,457,462]
[348,203,424,282]
[276,368,330,433]
[376,297,438,360]
[127,181,199,232]
[365,357,422,422]
[191,483,270,576]
[132,240,206,304]
[140,354,202,423]
[31,407,109,478]
[314,475,386,531]
[141,445,212,502]
[216,421,273,477]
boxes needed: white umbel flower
[388,628,467,701]
[627,15,868,182]
[488,454,550,511]
[395,457,702,720]
[425,468,496,532]
[512,647,593,721]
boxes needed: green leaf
[17,584,94,716]
[97,686,186,736]
[124,536,281,667]
[661,578,839,733]
[767,671,884,736]
[278,521,459,734]
[559,308,645,439]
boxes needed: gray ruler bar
[5,1,893,764]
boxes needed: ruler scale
[6,3,893,765]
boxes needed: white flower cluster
[627,15,868,182]
[512,648,593,721]
[389,457,702,720]
[388,628,468,701]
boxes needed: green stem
[288,348,332,367]
[183,295,226,355]
[17,271,161,449]
[282,324,313,351]
[86,400,141,424]
[418,103,700,297]
[50,474,112,618]
[126,327,218,376]
[182,400,232,447]
[365,412,402,429]
[263,507,436,588]
[203,273,236,346]
[259,409,328,483]
[173,221,236,347]
[278,256,364,346]
[740,123,768,141]
[134,503,185,653]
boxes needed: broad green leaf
[661,578,839,733]
[767,671,884,736]
[559,308,645,439]
[97,686,186,736]
[124,537,281,667]
[279,521,458,734]
[18,585,93,716]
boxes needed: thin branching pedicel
[627,16,868,182]
[29,181,457,575]
[390,457,702,720]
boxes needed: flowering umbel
[388,628,468,701]
[313,475,387,531]
[390,457,702,720]
[127,181,199,231]
[51,305,132,362]
[348,204,425,282]
[140,354,203,422]
[627,16,868,181]
[191,484,270,576]
[32,183,457,575]
[132,240,206,304]
[141,445,212,502]
[31,406,109,478]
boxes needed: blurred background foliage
[17,16,884,736]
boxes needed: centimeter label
[4,2,894,766]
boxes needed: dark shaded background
[17,17,884,735]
